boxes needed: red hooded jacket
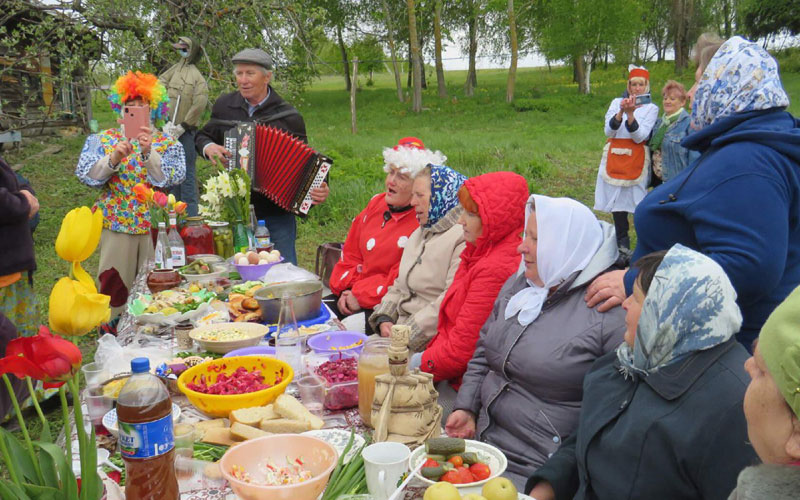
[329,193,418,309]
[420,172,529,388]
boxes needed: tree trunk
[505,0,517,103]
[381,0,404,102]
[350,58,358,134]
[434,0,447,98]
[406,0,423,113]
[465,3,478,96]
[722,0,732,38]
[574,55,588,94]
[672,0,693,74]
[336,25,351,92]
[407,46,413,88]
[419,33,427,90]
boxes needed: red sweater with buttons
[421,172,529,388]
[329,193,418,309]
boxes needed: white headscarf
[504,195,604,326]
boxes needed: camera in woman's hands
[634,94,652,106]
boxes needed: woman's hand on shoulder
[584,269,627,312]
[529,480,556,500]
[445,410,476,439]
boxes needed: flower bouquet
[199,169,251,225]
[0,207,112,499]
[133,183,187,246]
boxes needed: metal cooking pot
[254,280,323,323]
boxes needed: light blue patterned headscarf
[691,36,790,131]
[617,244,742,378]
[424,164,467,228]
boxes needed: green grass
[2,59,799,440]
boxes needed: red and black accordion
[224,123,332,216]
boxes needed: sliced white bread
[200,427,236,447]
[229,405,279,426]
[273,394,324,430]
[259,418,312,434]
[230,422,271,441]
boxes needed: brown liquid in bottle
[117,394,179,499]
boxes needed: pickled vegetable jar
[180,217,213,256]
[209,221,234,258]
[357,337,390,427]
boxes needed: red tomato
[457,466,475,483]
[469,463,491,481]
[422,458,440,468]
[447,455,464,468]
[440,470,462,484]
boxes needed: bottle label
[256,236,271,247]
[119,413,174,459]
[155,242,165,269]
[171,247,185,267]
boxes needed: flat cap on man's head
[232,49,273,70]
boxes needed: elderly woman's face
[743,345,800,464]
[622,282,645,347]
[662,90,686,115]
[410,174,431,226]
[385,167,414,207]
[628,78,647,96]
[517,214,544,286]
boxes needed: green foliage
[511,98,550,112]
[351,36,388,80]
[740,0,800,37]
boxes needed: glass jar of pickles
[209,221,234,258]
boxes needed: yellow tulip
[55,207,103,263]
[49,275,111,337]
[168,193,176,208]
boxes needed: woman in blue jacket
[648,80,700,182]
[586,36,800,350]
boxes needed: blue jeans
[169,129,199,216]
[265,212,297,265]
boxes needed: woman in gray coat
[446,195,626,489]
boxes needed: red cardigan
[329,193,418,309]
[421,172,529,388]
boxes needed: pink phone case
[121,105,150,141]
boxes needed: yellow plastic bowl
[177,356,293,417]
[220,434,338,500]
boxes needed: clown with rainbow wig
[76,71,186,319]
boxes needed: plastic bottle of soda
[117,358,179,499]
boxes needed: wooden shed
[0,1,100,143]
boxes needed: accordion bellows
[224,123,332,216]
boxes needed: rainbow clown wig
[108,71,170,126]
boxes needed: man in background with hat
[196,48,329,264]
[159,36,208,216]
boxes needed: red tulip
[153,191,168,208]
[0,326,82,388]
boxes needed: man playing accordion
[196,48,329,264]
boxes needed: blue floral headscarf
[617,244,742,378]
[425,164,467,228]
[691,36,790,131]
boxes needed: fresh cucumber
[425,437,465,456]
[420,466,445,480]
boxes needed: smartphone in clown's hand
[121,105,150,141]
[634,94,652,106]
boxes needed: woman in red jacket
[410,171,529,414]
[327,137,445,333]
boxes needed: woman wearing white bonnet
[328,137,444,333]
